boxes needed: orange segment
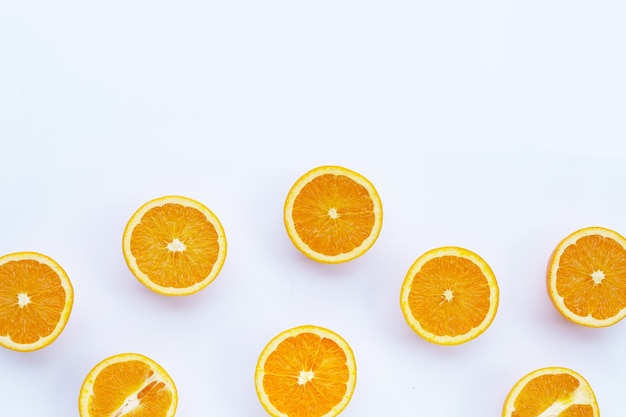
[502,367,599,417]
[122,195,227,296]
[79,352,177,417]
[284,165,383,264]
[399,246,499,345]
[0,252,73,352]
[547,226,626,327]
[255,325,357,417]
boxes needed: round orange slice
[399,246,499,345]
[502,367,600,417]
[547,226,626,327]
[79,352,177,417]
[255,324,357,417]
[284,165,383,264]
[0,251,74,352]
[122,195,227,296]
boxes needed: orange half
[284,165,383,264]
[502,367,599,417]
[400,246,499,345]
[122,195,227,296]
[547,226,626,327]
[0,252,74,352]
[79,352,177,417]
[255,325,357,417]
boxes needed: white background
[1,0,626,415]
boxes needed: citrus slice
[79,352,177,417]
[547,226,626,327]
[399,246,499,345]
[0,251,74,352]
[502,367,600,417]
[255,324,357,417]
[122,195,227,296]
[283,165,383,264]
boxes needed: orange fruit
[79,352,177,417]
[399,246,499,345]
[547,226,626,327]
[283,165,383,264]
[0,251,73,352]
[122,195,227,296]
[502,367,600,417]
[255,324,357,417]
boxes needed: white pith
[17,292,31,307]
[166,238,186,252]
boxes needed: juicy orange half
[79,352,177,417]
[399,246,499,345]
[122,195,227,296]
[502,367,600,417]
[547,226,626,327]
[255,325,357,417]
[284,165,383,264]
[0,252,74,352]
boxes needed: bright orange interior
[408,256,490,337]
[556,235,626,320]
[0,259,66,344]
[511,374,593,417]
[130,203,220,288]
[292,174,375,256]
[89,360,173,417]
[262,332,349,417]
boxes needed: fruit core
[591,270,605,285]
[17,293,31,308]
[167,238,186,252]
[297,370,315,385]
[109,374,166,417]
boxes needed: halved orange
[502,367,600,417]
[0,251,74,352]
[399,246,499,345]
[547,226,626,327]
[255,324,357,417]
[284,165,383,264]
[122,195,227,296]
[79,352,177,417]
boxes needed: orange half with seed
[78,352,177,417]
[502,367,599,417]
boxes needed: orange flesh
[130,203,220,288]
[263,332,350,417]
[559,405,596,417]
[292,174,375,256]
[0,260,66,344]
[511,374,593,417]
[556,235,626,320]
[89,361,173,417]
[407,256,490,337]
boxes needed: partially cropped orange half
[79,352,177,417]
[0,252,73,352]
[502,367,599,417]
[284,165,383,264]
[547,226,626,327]
[400,246,499,345]
[255,325,357,417]
[122,195,227,296]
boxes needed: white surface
[1,1,626,415]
